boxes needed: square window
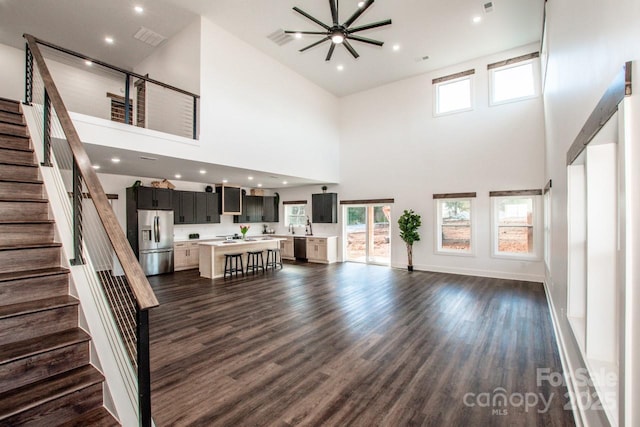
[285,204,307,227]
[434,76,473,116]
[490,60,539,105]
[436,198,473,254]
[492,195,541,259]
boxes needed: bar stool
[224,253,244,278]
[265,248,283,270]
[246,250,265,274]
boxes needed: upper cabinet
[173,191,195,224]
[195,192,220,224]
[262,196,278,222]
[134,186,173,210]
[216,184,242,215]
[312,193,338,223]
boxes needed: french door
[343,205,391,265]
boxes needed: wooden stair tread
[0,161,37,168]
[0,242,61,251]
[0,219,54,225]
[0,120,26,128]
[0,365,104,419]
[0,197,48,203]
[0,328,90,365]
[0,178,44,185]
[0,267,68,283]
[0,295,78,320]
[59,406,120,427]
[0,146,34,153]
[0,97,20,105]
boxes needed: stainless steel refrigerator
[138,210,174,276]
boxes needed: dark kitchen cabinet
[262,196,278,222]
[173,191,195,224]
[134,186,173,210]
[195,192,220,223]
[234,195,263,223]
[312,193,338,223]
[216,184,242,215]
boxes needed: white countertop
[199,237,285,247]
[272,234,338,239]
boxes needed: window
[285,204,307,227]
[489,54,540,105]
[543,182,552,271]
[491,192,542,259]
[435,197,474,255]
[433,70,474,116]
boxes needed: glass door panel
[344,205,391,265]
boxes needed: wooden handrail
[25,34,159,310]
[25,34,199,99]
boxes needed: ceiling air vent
[133,27,167,47]
[483,2,494,13]
[267,29,293,46]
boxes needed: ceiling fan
[283,0,392,61]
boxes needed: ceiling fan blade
[329,0,338,25]
[347,35,384,46]
[284,30,329,35]
[325,43,336,61]
[293,7,331,30]
[342,39,360,59]
[343,0,374,28]
[348,19,392,33]
[299,36,331,52]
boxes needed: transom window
[433,69,474,116]
[489,54,540,105]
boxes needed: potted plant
[398,209,421,271]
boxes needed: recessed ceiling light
[175,174,181,179]
[222,179,228,183]
[392,44,400,51]
[111,157,120,163]
[134,5,144,13]
[282,181,288,185]
[105,36,114,44]
[295,32,302,39]
[85,60,92,66]
[258,183,263,187]
[93,165,101,170]
[337,64,344,71]
[199,169,206,174]
[248,176,254,180]
[358,1,365,7]
[472,16,482,23]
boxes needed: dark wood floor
[147,262,575,427]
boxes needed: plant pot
[407,265,414,272]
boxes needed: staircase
[0,98,119,426]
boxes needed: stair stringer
[23,103,144,427]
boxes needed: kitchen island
[199,238,284,278]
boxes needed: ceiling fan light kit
[284,0,392,61]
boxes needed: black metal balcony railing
[24,35,200,140]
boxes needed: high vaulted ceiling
[0,0,544,97]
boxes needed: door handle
[154,216,160,242]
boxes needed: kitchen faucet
[289,223,294,234]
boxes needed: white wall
[198,17,341,183]
[334,43,545,281]
[0,43,24,101]
[543,0,640,425]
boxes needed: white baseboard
[543,278,586,427]
[390,262,545,283]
